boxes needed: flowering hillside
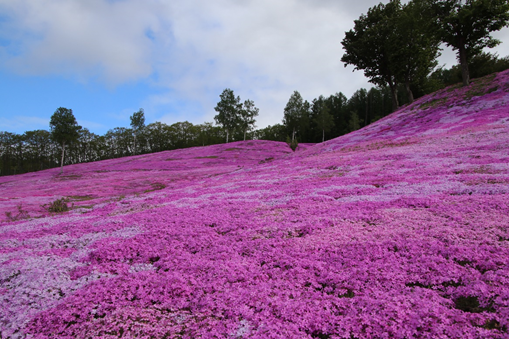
[2,71,509,338]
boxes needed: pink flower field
[2,71,509,338]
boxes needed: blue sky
[1,0,509,135]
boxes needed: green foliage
[130,109,146,155]
[342,0,442,109]
[428,52,509,90]
[464,73,498,99]
[453,295,495,313]
[348,111,361,132]
[283,91,309,143]
[49,107,81,146]
[130,109,146,132]
[341,0,403,111]
[286,135,298,151]
[49,107,81,174]
[239,99,259,141]
[431,0,509,85]
[312,96,335,142]
[254,124,287,142]
[5,204,30,221]
[391,0,442,103]
[43,198,71,213]
[144,182,166,193]
[214,89,242,143]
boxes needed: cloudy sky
[1,0,509,135]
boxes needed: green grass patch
[58,174,82,180]
[446,83,463,92]
[144,182,167,193]
[67,195,94,201]
[419,97,448,110]
[5,204,30,221]
[42,198,72,213]
[464,74,497,100]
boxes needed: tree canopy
[214,89,242,143]
[342,0,509,96]
[49,107,81,174]
[312,96,335,142]
[283,91,308,143]
[431,0,509,86]
[391,0,442,103]
[341,0,402,111]
[239,99,259,141]
[341,0,442,109]
[214,89,259,143]
[130,108,146,155]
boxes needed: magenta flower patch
[2,72,509,338]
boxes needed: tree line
[1,52,508,176]
[2,0,508,175]
[0,110,226,176]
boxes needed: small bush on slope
[42,198,72,213]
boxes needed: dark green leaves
[425,0,509,85]
[214,89,259,142]
[49,107,81,146]
[130,109,146,133]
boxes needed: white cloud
[146,0,376,126]
[2,0,509,130]
[0,0,159,84]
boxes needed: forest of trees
[2,0,509,176]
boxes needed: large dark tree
[49,107,81,174]
[391,0,442,103]
[342,0,442,109]
[214,88,242,143]
[432,0,509,86]
[341,0,402,111]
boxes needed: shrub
[43,198,72,213]
[5,204,30,221]
[286,136,298,151]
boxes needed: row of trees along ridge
[2,52,509,176]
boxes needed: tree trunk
[226,130,229,143]
[244,130,246,141]
[365,97,369,127]
[292,127,295,143]
[388,79,399,112]
[322,129,325,143]
[367,92,372,125]
[405,81,414,104]
[60,141,65,174]
[133,135,136,155]
[459,42,470,86]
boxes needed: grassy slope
[1,71,509,338]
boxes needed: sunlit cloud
[1,0,508,132]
